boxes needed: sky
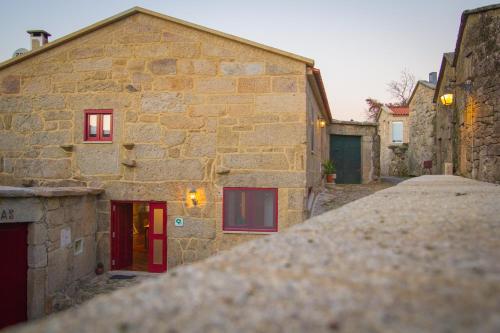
[0,0,494,121]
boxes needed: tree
[387,69,415,106]
[365,98,383,121]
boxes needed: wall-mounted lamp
[189,189,198,206]
[440,93,454,106]
[319,120,326,128]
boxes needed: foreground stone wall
[454,8,500,183]
[0,12,318,268]
[0,186,101,320]
[328,120,380,183]
[408,82,436,175]
[7,176,500,333]
[378,108,409,176]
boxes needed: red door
[0,223,28,329]
[148,202,167,272]
[111,203,133,270]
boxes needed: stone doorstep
[107,270,161,277]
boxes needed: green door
[330,135,361,184]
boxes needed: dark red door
[0,223,28,329]
[148,202,167,273]
[111,203,133,270]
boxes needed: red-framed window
[84,109,113,141]
[223,187,278,232]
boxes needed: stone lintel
[0,186,104,198]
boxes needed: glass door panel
[148,202,167,272]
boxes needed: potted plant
[322,160,336,184]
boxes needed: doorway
[0,223,28,329]
[111,201,167,273]
[330,135,362,184]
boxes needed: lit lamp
[189,189,198,206]
[440,93,454,106]
[319,120,326,128]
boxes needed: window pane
[88,114,98,137]
[224,189,276,231]
[102,114,111,137]
[153,239,163,264]
[392,122,403,142]
[153,208,163,234]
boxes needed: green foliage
[322,160,336,174]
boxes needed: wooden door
[0,223,27,329]
[111,202,133,270]
[330,135,362,184]
[148,202,167,273]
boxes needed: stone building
[0,7,332,326]
[377,105,409,176]
[434,4,500,183]
[407,75,436,176]
[328,120,379,183]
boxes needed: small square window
[84,109,113,141]
[223,188,278,232]
[74,238,84,255]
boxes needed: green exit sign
[174,217,184,227]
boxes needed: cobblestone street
[53,272,155,313]
[312,180,396,216]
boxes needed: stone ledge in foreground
[6,175,500,333]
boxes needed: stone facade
[408,81,436,176]
[377,106,410,176]
[434,5,500,184]
[328,120,380,183]
[0,9,330,271]
[0,186,102,320]
[435,53,456,175]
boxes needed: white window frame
[392,121,403,143]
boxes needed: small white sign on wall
[60,228,72,248]
[174,217,184,227]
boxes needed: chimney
[428,72,437,84]
[27,30,51,50]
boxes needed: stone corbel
[122,159,137,167]
[122,143,135,150]
[60,144,74,152]
[216,167,230,175]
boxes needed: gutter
[306,67,333,123]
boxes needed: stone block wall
[408,83,436,176]
[0,12,321,268]
[328,120,380,183]
[0,187,101,320]
[378,108,409,176]
[435,55,457,175]
[453,9,500,183]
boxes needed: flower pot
[326,174,335,183]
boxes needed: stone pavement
[312,181,395,216]
[51,272,155,312]
[7,176,500,333]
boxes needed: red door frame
[110,200,167,272]
[148,202,167,273]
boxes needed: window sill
[223,230,277,235]
[82,141,113,144]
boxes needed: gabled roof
[375,105,409,122]
[0,6,314,70]
[389,106,410,116]
[453,4,500,66]
[408,80,436,106]
[433,52,455,103]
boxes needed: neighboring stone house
[407,74,437,176]
[434,4,500,184]
[0,7,332,325]
[328,120,379,184]
[434,52,456,175]
[377,105,409,176]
